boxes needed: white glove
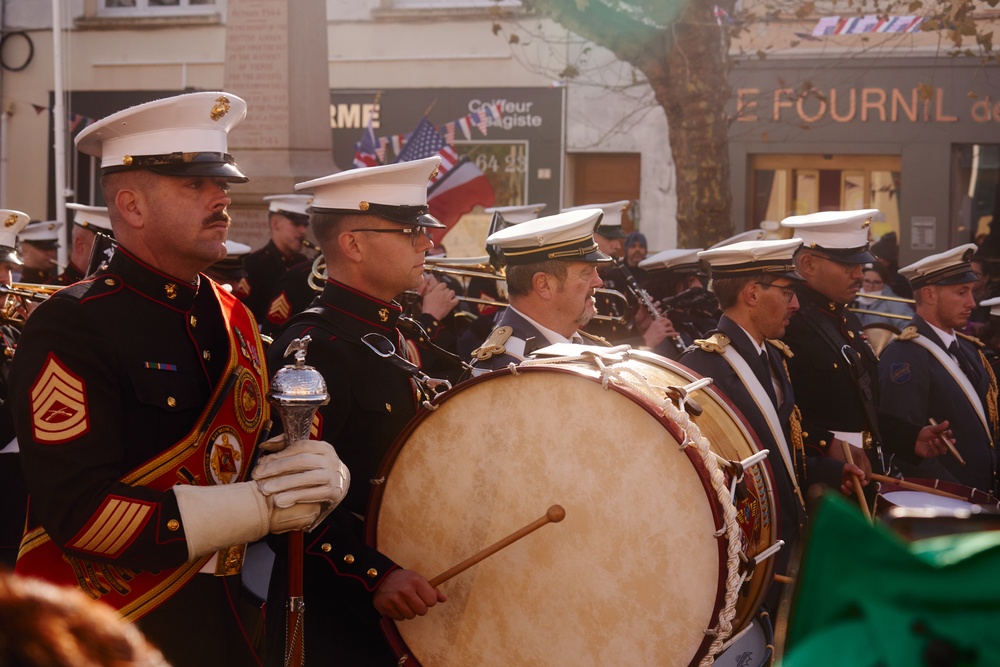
[173,481,322,561]
[252,439,350,529]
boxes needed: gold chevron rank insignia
[267,292,291,324]
[310,413,322,440]
[30,354,90,444]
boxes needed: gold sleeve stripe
[71,497,154,557]
[309,413,321,440]
[30,355,90,444]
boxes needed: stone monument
[223,0,337,248]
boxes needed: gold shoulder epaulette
[956,331,986,348]
[693,333,730,354]
[579,330,612,347]
[472,326,513,361]
[766,338,794,359]
[896,325,920,341]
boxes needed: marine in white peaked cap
[261,155,456,664]
[780,209,878,264]
[11,91,349,667]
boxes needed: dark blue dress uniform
[244,239,306,323]
[264,278,420,667]
[680,315,839,610]
[9,246,266,666]
[782,283,921,470]
[878,316,998,490]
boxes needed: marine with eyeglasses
[263,156,449,666]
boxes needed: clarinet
[614,259,685,354]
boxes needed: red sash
[16,282,270,621]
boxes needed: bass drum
[366,349,778,667]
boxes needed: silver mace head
[268,335,330,444]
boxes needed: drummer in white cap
[679,238,834,613]
[50,204,115,286]
[878,244,994,490]
[10,92,349,667]
[780,209,951,491]
[470,208,613,373]
[263,156,453,666]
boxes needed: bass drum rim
[365,355,775,667]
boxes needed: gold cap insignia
[210,96,231,122]
[359,201,370,211]
[3,214,17,228]
[122,155,133,166]
[430,166,440,179]
[377,308,389,322]
[862,219,871,228]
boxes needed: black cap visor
[804,245,875,265]
[0,246,21,266]
[596,225,627,240]
[103,151,249,183]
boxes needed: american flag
[394,117,458,184]
[353,117,380,169]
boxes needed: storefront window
[952,144,1000,245]
[750,154,900,241]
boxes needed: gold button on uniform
[385,403,392,413]
[167,397,177,408]
[321,543,332,553]
[167,519,180,531]
[343,553,354,563]
[190,315,197,328]
[104,278,116,286]
[366,568,378,578]
[848,331,855,338]
[203,350,211,361]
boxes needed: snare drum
[366,350,778,666]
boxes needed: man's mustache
[204,211,231,227]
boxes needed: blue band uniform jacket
[878,315,998,490]
[470,307,610,374]
[679,315,825,609]
[264,278,421,666]
[9,245,269,665]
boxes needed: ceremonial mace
[269,336,329,667]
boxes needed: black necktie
[758,349,778,406]
[948,340,977,381]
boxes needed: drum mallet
[928,418,965,466]
[841,440,873,524]
[429,505,566,587]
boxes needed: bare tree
[500,0,997,247]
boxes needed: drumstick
[841,440,873,523]
[429,505,566,588]
[870,473,966,500]
[928,418,965,465]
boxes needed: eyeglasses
[755,281,797,303]
[351,227,430,247]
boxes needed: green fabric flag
[782,494,1000,666]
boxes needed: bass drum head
[369,364,727,667]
